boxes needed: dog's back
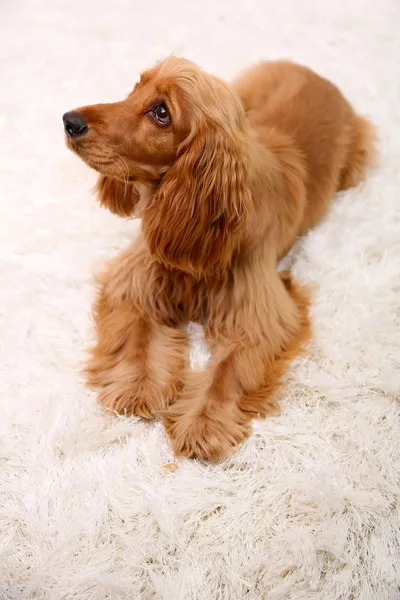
[234,60,375,236]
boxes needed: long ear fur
[142,123,252,277]
[96,176,140,217]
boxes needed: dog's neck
[131,182,155,218]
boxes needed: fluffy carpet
[1,1,399,598]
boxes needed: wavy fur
[65,56,375,460]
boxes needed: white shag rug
[1,1,399,599]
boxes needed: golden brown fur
[65,57,375,461]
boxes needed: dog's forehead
[135,57,200,95]
[130,67,176,100]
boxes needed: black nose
[63,111,88,138]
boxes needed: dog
[63,57,375,461]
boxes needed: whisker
[114,153,130,198]
[111,155,130,211]
[111,157,126,182]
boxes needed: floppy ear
[96,175,140,217]
[142,127,252,276]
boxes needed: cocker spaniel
[64,57,374,461]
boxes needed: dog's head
[64,56,252,275]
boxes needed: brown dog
[64,57,375,460]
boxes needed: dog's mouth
[66,137,137,181]
[63,110,138,180]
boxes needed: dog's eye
[151,103,171,126]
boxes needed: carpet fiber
[1,1,399,598]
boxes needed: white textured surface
[1,1,400,599]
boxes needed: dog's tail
[338,114,377,191]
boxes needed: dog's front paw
[164,398,251,461]
[99,378,170,419]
